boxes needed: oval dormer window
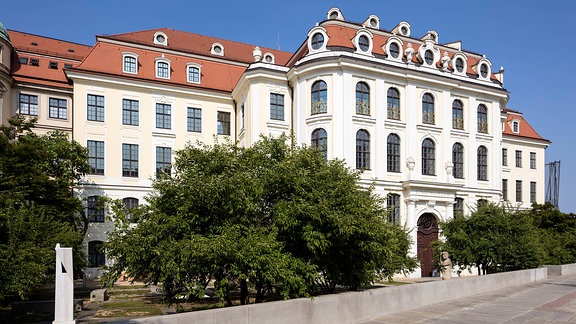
[330,11,339,19]
[311,33,324,50]
[390,42,400,59]
[369,18,378,28]
[359,35,370,52]
[214,45,222,54]
[480,64,488,78]
[455,57,464,73]
[424,50,434,65]
[400,26,408,35]
[156,34,165,44]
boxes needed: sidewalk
[359,274,576,323]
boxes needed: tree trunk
[240,279,249,305]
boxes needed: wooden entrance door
[417,213,439,277]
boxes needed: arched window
[452,143,464,179]
[387,87,400,120]
[355,82,370,115]
[311,80,327,114]
[123,55,137,74]
[477,104,488,133]
[311,33,324,50]
[452,100,463,129]
[422,93,434,124]
[311,128,327,159]
[156,61,170,79]
[356,129,370,169]
[477,146,488,181]
[387,193,401,224]
[123,197,139,222]
[88,240,105,267]
[422,138,435,175]
[87,195,104,222]
[387,133,400,172]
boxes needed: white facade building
[0,8,549,278]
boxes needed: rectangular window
[122,144,139,177]
[156,61,169,78]
[48,61,58,69]
[270,93,284,121]
[87,140,104,175]
[156,146,172,176]
[188,66,200,83]
[516,180,522,203]
[530,152,536,169]
[502,179,508,201]
[502,148,508,166]
[87,94,105,122]
[217,111,231,135]
[155,103,171,129]
[530,181,537,204]
[87,196,105,222]
[49,98,67,119]
[122,99,139,126]
[29,58,39,66]
[187,107,202,132]
[123,56,137,73]
[515,150,522,168]
[19,94,39,115]
[454,197,464,218]
[19,57,28,64]
[64,63,73,69]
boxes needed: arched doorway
[417,213,439,277]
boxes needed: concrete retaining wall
[118,267,547,324]
[545,264,576,276]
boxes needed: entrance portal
[417,213,439,277]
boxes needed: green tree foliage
[529,203,576,265]
[104,136,416,304]
[0,115,90,301]
[437,203,543,275]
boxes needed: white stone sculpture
[53,243,75,324]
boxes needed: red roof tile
[502,108,549,143]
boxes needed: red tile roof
[8,30,91,89]
[502,108,549,143]
[72,28,294,92]
[293,22,498,81]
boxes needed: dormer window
[390,43,400,58]
[385,37,404,62]
[153,32,168,46]
[400,26,409,35]
[327,8,343,20]
[186,63,201,84]
[48,61,58,69]
[424,50,434,65]
[122,52,138,74]
[474,57,492,81]
[358,35,370,52]
[263,52,275,64]
[311,33,324,50]
[155,57,171,79]
[354,30,373,55]
[307,27,328,53]
[451,52,468,76]
[512,120,520,133]
[455,58,464,72]
[393,21,411,37]
[211,43,224,56]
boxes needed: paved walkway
[359,274,576,323]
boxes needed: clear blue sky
[2,0,575,213]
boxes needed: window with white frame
[187,107,201,133]
[156,60,170,79]
[187,64,201,83]
[123,54,138,74]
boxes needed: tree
[529,203,576,265]
[0,115,90,301]
[437,203,543,275]
[104,136,416,305]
